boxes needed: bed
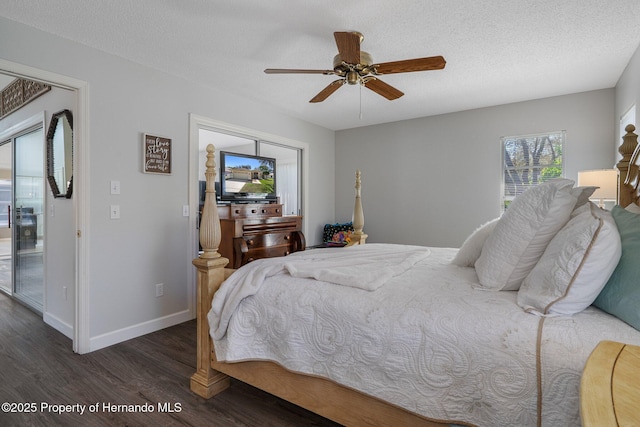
[191,126,640,427]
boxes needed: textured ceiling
[2,1,640,130]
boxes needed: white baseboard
[88,310,193,352]
[44,312,74,339]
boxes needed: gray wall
[335,89,615,248]
[0,16,335,351]
[615,42,640,150]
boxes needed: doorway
[188,114,310,318]
[197,130,302,216]
[0,123,45,312]
[0,60,88,352]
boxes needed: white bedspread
[210,244,430,340]
[209,244,640,427]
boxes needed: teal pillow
[593,205,640,330]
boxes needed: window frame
[501,130,565,211]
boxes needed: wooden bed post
[191,144,231,398]
[347,170,368,246]
[617,124,638,208]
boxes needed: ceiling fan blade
[363,78,404,100]
[334,31,361,64]
[264,68,335,75]
[373,56,446,74]
[309,80,345,103]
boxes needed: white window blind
[502,131,565,211]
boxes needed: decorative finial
[206,144,215,169]
[199,144,221,259]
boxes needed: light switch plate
[110,180,121,195]
[110,205,120,219]
[182,205,189,217]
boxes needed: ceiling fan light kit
[264,31,446,103]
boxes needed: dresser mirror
[46,109,73,198]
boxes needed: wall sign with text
[143,134,172,174]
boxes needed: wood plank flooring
[0,293,341,426]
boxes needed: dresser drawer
[223,203,283,219]
[241,231,295,249]
[242,243,295,265]
[242,218,301,235]
[232,230,305,268]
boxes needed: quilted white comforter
[209,244,640,427]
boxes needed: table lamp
[577,169,618,208]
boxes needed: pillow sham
[517,202,621,316]
[475,178,576,291]
[571,186,598,209]
[592,205,640,330]
[451,218,499,267]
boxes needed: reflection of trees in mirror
[503,132,564,199]
[46,109,73,198]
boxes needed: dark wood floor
[0,292,341,426]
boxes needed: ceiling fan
[264,31,446,103]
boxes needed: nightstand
[581,340,640,427]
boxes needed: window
[502,131,565,211]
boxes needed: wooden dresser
[217,203,305,268]
[581,340,640,427]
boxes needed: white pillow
[451,218,499,267]
[571,186,598,209]
[475,179,576,291]
[517,202,621,316]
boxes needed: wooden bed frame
[579,123,640,427]
[191,126,639,426]
[618,124,640,208]
[190,146,446,426]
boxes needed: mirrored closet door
[0,125,45,312]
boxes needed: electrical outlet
[155,283,164,297]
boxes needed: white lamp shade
[577,169,618,201]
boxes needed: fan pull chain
[359,80,363,120]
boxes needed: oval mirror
[46,109,73,198]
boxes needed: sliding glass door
[0,141,11,294]
[0,126,45,312]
